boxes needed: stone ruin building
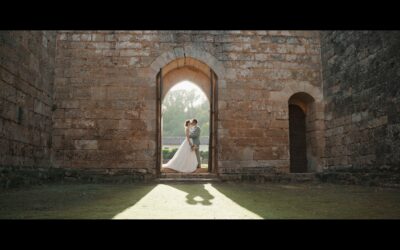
[0,31,399,187]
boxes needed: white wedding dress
[162,127,198,173]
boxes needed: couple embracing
[162,119,201,173]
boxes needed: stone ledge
[160,173,217,179]
[218,171,400,188]
[324,165,400,174]
[0,166,154,189]
[316,172,400,188]
[219,173,317,183]
[219,166,277,174]
[3,167,399,189]
[155,178,221,183]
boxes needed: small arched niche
[288,92,318,173]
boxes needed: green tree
[162,88,210,137]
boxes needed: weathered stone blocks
[0,31,332,183]
[74,140,98,150]
[0,31,56,169]
[321,31,400,180]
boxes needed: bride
[162,120,198,173]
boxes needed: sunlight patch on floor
[113,183,262,219]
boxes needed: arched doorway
[156,57,218,177]
[289,104,307,172]
[161,81,210,170]
[288,92,316,173]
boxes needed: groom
[189,119,201,169]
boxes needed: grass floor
[0,182,399,219]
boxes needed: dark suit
[189,126,201,167]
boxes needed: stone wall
[53,31,324,178]
[0,31,56,168]
[53,31,156,177]
[4,30,398,187]
[216,31,324,177]
[320,31,400,186]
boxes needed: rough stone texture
[0,165,150,188]
[320,31,400,186]
[3,30,398,188]
[0,31,56,168]
[53,31,157,175]
[53,30,324,178]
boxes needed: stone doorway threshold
[158,167,220,182]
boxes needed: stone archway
[288,92,324,173]
[150,46,226,80]
[152,50,224,177]
[161,59,212,102]
[268,81,325,173]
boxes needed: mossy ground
[0,182,399,219]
